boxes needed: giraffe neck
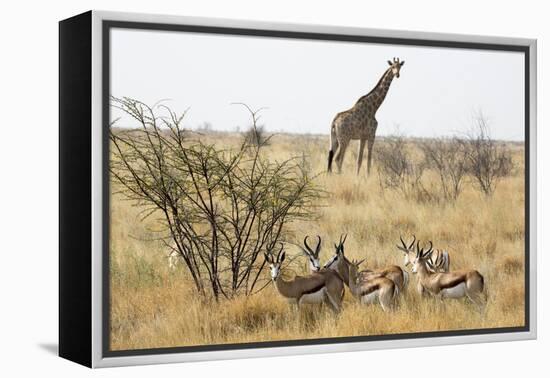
[364,68,395,111]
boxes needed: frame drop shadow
[38,343,58,356]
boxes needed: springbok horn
[399,235,408,249]
[277,242,284,261]
[416,240,423,258]
[338,234,348,254]
[424,241,433,258]
[315,235,322,256]
[426,240,433,252]
[409,234,417,249]
[303,235,313,255]
[341,233,348,245]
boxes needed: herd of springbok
[263,234,486,313]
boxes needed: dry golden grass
[110,132,525,351]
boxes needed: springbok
[265,244,344,312]
[411,240,486,309]
[324,234,408,292]
[167,249,181,270]
[397,235,450,273]
[166,242,182,270]
[348,258,397,311]
[300,235,322,273]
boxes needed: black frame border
[59,11,93,367]
[101,20,531,358]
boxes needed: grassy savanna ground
[110,131,525,351]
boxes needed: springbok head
[301,235,322,272]
[348,258,367,279]
[264,243,286,280]
[396,234,416,267]
[387,57,405,78]
[323,234,348,270]
[411,240,433,274]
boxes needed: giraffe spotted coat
[328,58,405,175]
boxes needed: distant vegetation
[376,113,513,202]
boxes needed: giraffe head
[387,57,405,78]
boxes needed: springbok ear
[264,253,271,263]
[400,61,405,67]
[387,60,393,66]
[279,251,286,263]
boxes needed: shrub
[233,103,271,147]
[460,113,513,196]
[110,97,322,299]
[375,134,430,201]
[420,137,468,201]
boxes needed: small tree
[420,137,468,201]
[376,134,429,201]
[461,113,513,196]
[233,103,270,147]
[110,97,321,300]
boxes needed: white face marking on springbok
[302,235,322,272]
[323,233,347,271]
[268,261,281,280]
[309,259,321,272]
[396,235,416,268]
[265,245,286,281]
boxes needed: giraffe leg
[356,138,366,175]
[366,138,375,177]
[334,139,349,174]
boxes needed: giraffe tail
[327,125,337,173]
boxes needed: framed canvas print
[59,10,537,368]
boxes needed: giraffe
[327,57,405,176]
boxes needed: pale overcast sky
[111,28,525,141]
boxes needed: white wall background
[0,1,546,376]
